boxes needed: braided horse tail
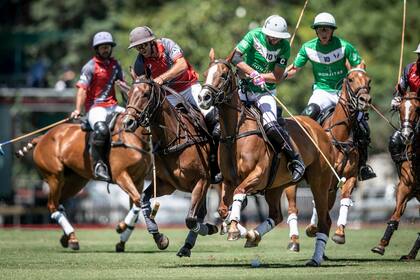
[15,136,43,158]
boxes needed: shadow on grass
[164,263,353,269]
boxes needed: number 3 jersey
[236,27,290,94]
[293,36,362,92]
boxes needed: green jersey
[236,27,290,93]
[293,36,362,92]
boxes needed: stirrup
[358,165,376,181]
[288,159,305,182]
[94,162,111,182]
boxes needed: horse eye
[348,78,353,83]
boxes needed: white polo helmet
[262,15,291,39]
[414,43,420,54]
[312,12,337,29]
[92,31,116,48]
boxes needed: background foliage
[2,0,420,152]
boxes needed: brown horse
[371,91,420,260]
[122,73,220,257]
[197,51,335,266]
[304,68,373,244]
[18,114,166,251]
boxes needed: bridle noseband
[201,59,236,105]
[344,68,371,112]
[126,78,165,127]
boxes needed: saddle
[78,112,120,132]
[317,105,335,126]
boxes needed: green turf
[0,226,419,279]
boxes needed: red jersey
[76,56,124,112]
[399,62,420,94]
[134,38,198,93]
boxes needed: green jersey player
[286,12,375,182]
[231,15,305,183]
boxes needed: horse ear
[145,65,152,79]
[130,66,138,81]
[226,50,235,63]
[397,84,404,96]
[209,48,215,62]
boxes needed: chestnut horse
[304,68,373,244]
[18,114,167,251]
[371,91,420,260]
[198,53,335,266]
[122,73,219,257]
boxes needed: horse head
[123,69,164,132]
[198,49,237,110]
[399,91,420,145]
[343,68,372,112]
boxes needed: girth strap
[157,136,208,156]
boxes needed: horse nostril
[198,95,202,102]
[204,94,211,101]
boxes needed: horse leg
[227,170,263,241]
[244,187,283,248]
[306,172,332,267]
[47,174,79,251]
[139,180,171,250]
[371,180,411,256]
[112,171,143,252]
[218,181,233,235]
[177,197,218,258]
[400,233,420,261]
[284,185,300,252]
[332,177,357,245]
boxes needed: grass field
[0,225,419,279]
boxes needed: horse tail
[15,136,42,158]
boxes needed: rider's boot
[301,103,321,121]
[91,121,111,182]
[263,121,305,182]
[357,114,376,181]
[204,108,223,184]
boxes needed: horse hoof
[399,255,415,261]
[59,234,69,248]
[227,230,241,241]
[244,230,261,248]
[332,233,345,244]
[305,259,320,267]
[305,224,318,238]
[287,242,300,252]
[68,240,80,251]
[371,246,385,255]
[185,217,198,230]
[206,223,219,235]
[220,223,228,235]
[176,246,191,257]
[115,241,125,253]
[323,254,330,261]
[116,222,127,234]
[154,233,169,250]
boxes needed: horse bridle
[126,78,165,127]
[400,96,420,141]
[201,59,236,105]
[343,68,371,112]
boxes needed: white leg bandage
[237,223,248,238]
[255,218,275,237]
[310,200,318,225]
[311,232,328,265]
[229,194,247,223]
[120,228,134,242]
[124,205,141,227]
[51,211,74,236]
[337,198,353,227]
[287,213,299,237]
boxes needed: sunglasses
[135,42,150,51]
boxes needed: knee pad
[93,122,110,141]
[388,130,405,162]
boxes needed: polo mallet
[147,126,160,219]
[0,117,70,156]
[272,94,346,189]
